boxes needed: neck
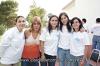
[32,30,39,33]
[63,24,66,26]
[17,27,22,32]
[63,25,67,28]
[74,28,79,32]
[52,27,56,30]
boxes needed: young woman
[0,16,26,66]
[57,12,72,66]
[39,15,59,66]
[70,17,91,66]
[21,16,41,66]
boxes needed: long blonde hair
[29,16,41,33]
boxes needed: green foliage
[27,6,46,27]
[0,0,18,28]
[0,24,6,35]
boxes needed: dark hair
[59,12,71,32]
[71,17,83,32]
[82,18,86,23]
[96,18,100,23]
[48,15,59,33]
[16,16,24,22]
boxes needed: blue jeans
[92,35,100,50]
[70,54,91,66]
[21,59,39,66]
[57,47,70,66]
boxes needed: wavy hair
[29,16,41,33]
[71,17,83,32]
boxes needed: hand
[40,53,46,62]
[80,59,84,66]
[80,28,85,32]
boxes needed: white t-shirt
[39,28,59,56]
[0,27,25,64]
[91,23,100,36]
[83,23,89,31]
[70,32,91,56]
[58,26,71,50]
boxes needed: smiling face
[61,15,68,25]
[71,17,83,32]
[16,16,26,32]
[50,16,58,29]
[72,19,80,30]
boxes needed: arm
[0,29,13,57]
[84,45,92,60]
[39,29,46,60]
[40,40,45,59]
[80,45,92,66]
[83,32,92,60]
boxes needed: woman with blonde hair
[21,16,41,66]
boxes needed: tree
[0,0,18,28]
[27,6,46,27]
[48,13,53,18]
[0,24,6,35]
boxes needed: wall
[63,0,100,29]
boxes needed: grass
[0,61,21,66]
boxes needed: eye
[22,20,25,22]
[18,20,25,23]
[51,20,58,21]
[18,21,21,23]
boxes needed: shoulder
[91,24,98,28]
[8,27,16,32]
[82,32,89,37]
[24,29,29,34]
[1,27,16,39]
[41,27,48,33]
[24,29,31,38]
[4,27,15,35]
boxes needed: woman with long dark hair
[40,15,59,66]
[57,12,71,66]
[70,17,91,66]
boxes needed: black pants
[40,53,56,66]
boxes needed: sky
[0,0,71,17]
[17,0,72,17]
